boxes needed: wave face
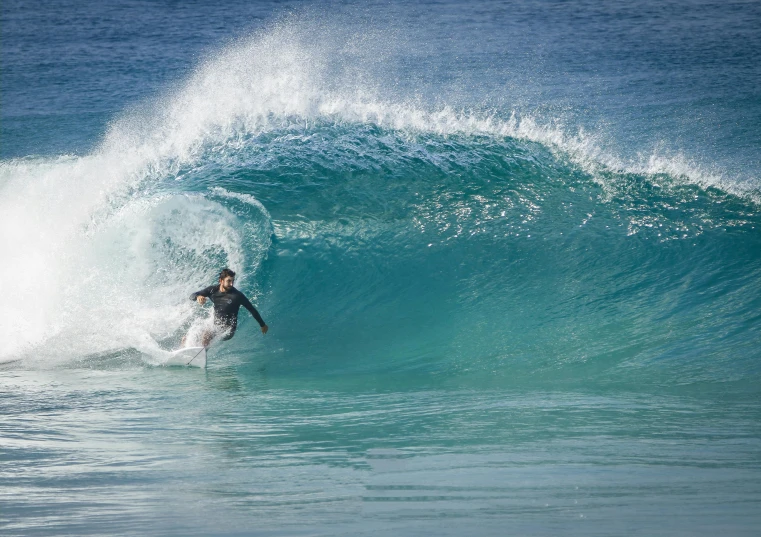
[1,10,760,391]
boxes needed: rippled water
[3,365,760,536]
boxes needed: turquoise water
[2,1,761,535]
[3,367,760,536]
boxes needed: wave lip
[99,11,757,203]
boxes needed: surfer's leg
[201,320,233,346]
[220,320,237,341]
[209,318,236,342]
[220,328,236,341]
[201,329,215,347]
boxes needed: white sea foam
[0,127,270,363]
[0,175,267,363]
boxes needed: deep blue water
[2,1,761,535]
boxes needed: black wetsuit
[190,285,265,340]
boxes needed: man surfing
[186,268,268,347]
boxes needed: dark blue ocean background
[2,1,761,535]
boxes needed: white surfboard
[165,347,207,368]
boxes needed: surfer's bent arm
[190,285,215,304]
[240,293,267,328]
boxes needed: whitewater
[2,1,760,535]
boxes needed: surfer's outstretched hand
[261,325,268,335]
[196,296,207,305]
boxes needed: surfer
[186,268,268,347]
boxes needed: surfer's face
[220,276,234,291]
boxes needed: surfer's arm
[190,285,215,304]
[240,293,267,331]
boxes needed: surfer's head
[219,268,235,292]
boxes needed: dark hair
[219,268,236,280]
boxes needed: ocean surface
[2,0,761,535]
